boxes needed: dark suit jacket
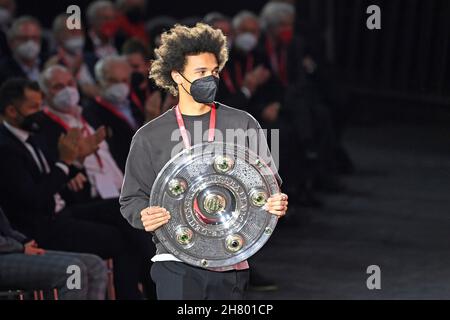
[0,56,27,85]
[0,56,45,86]
[35,114,93,204]
[83,98,145,172]
[0,124,72,236]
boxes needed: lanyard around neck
[174,103,216,150]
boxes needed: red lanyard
[95,96,135,129]
[130,90,144,114]
[43,107,89,134]
[265,38,288,86]
[174,103,216,150]
[221,69,236,94]
[235,54,254,88]
[221,55,255,94]
[43,107,104,169]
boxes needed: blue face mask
[179,73,219,104]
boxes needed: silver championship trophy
[149,142,280,268]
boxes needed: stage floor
[247,123,450,299]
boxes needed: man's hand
[140,206,171,232]
[24,240,45,255]
[77,126,106,159]
[243,65,272,96]
[58,128,81,165]
[264,193,288,218]
[67,172,88,192]
[252,65,271,86]
[261,102,281,123]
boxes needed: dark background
[15,0,450,123]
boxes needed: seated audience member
[259,2,341,197]
[38,65,123,203]
[84,1,119,76]
[114,0,149,46]
[0,16,45,85]
[0,78,150,299]
[45,14,99,100]
[216,10,272,112]
[85,55,145,171]
[122,38,176,121]
[0,207,107,300]
[0,0,16,57]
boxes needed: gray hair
[232,11,259,31]
[260,2,295,30]
[39,65,71,94]
[94,55,129,85]
[86,0,115,26]
[7,16,41,40]
[52,14,72,38]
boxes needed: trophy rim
[150,141,280,268]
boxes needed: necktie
[26,136,47,174]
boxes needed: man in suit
[0,0,15,58]
[0,206,108,300]
[38,65,122,203]
[84,55,145,171]
[84,1,119,78]
[0,16,45,85]
[44,14,99,100]
[0,78,150,299]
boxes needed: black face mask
[179,74,219,104]
[17,110,46,133]
[131,72,146,91]
[125,7,145,23]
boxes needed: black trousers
[150,261,250,300]
[34,198,154,300]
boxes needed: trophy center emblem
[204,193,226,214]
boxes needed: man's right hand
[58,128,82,165]
[77,126,106,159]
[140,206,171,232]
[24,240,45,255]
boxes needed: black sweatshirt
[119,102,282,255]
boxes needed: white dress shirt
[47,107,124,199]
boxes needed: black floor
[247,123,450,300]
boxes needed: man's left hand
[264,193,288,218]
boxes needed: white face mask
[235,32,258,53]
[64,36,85,55]
[103,83,130,104]
[0,8,12,27]
[15,40,41,61]
[52,86,80,113]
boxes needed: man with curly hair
[120,23,288,300]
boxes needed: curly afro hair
[149,23,229,96]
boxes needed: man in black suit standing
[0,78,149,299]
[84,55,145,171]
